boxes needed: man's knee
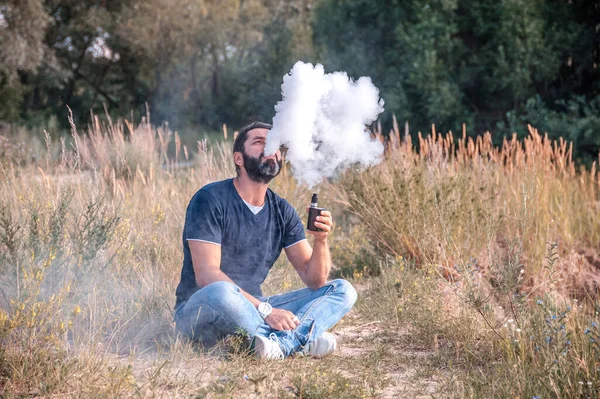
[186,281,242,314]
[180,281,250,335]
[330,279,358,308]
[202,281,240,297]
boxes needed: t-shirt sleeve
[184,190,223,245]
[282,201,307,248]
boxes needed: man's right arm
[190,240,261,306]
[188,241,299,331]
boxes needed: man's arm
[189,240,260,305]
[284,210,333,289]
[189,240,299,330]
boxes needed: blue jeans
[174,279,357,357]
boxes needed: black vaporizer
[307,193,325,232]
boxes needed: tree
[117,0,272,126]
[312,0,600,161]
[0,0,50,120]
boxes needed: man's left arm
[284,210,334,289]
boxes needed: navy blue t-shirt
[174,179,306,309]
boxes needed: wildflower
[537,299,544,305]
[533,396,541,399]
[516,328,522,333]
[508,319,514,323]
[551,315,557,320]
[579,381,584,385]
[592,322,597,328]
[584,328,591,335]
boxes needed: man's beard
[242,152,283,184]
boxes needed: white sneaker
[251,334,284,360]
[301,331,337,358]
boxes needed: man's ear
[234,152,244,168]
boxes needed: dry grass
[357,119,600,298]
[0,115,598,398]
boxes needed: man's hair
[233,121,272,175]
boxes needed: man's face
[240,128,283,184]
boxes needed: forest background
[1,0,599,163]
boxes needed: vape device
[307,193,325,232]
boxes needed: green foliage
[0,67,24,122]
[0,202,22,271]
[0,0,50,77]
[313,0,600,159]
[70,196,120,263]
[500,94,600,164]
[1,0,599,162]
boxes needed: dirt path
[331,309,442,398]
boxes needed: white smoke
[264,61,385,187]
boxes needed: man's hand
[306,209,333,241]
[264,308,301,331]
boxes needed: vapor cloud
[264,61,385,187]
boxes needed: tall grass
[350,121,600,298]
[342,120,600,397]
[0,114,598,397]
[0,116,313,397]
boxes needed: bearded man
[173,121,357,359]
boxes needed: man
[173,121,357,359]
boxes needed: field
[1,116,599,398]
